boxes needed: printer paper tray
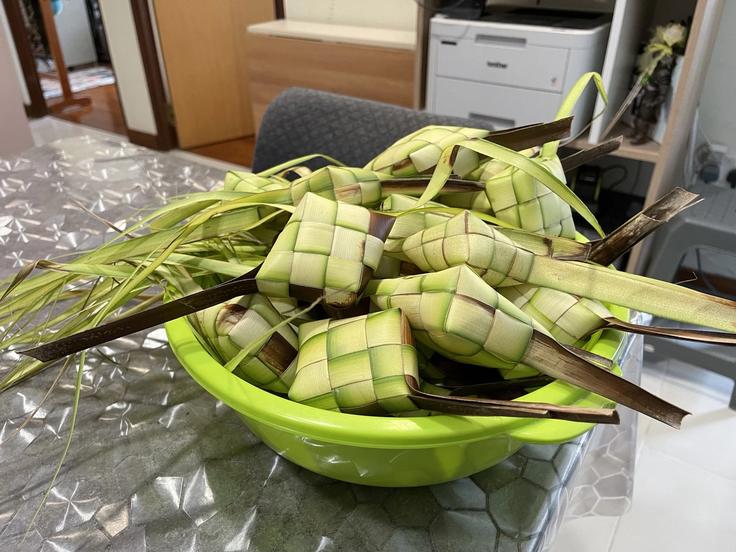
[431,76,563,132]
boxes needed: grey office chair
[251,88,494,172]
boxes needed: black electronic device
[440,0,485,20]
[571,165,602,209]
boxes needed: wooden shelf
[569,123,660,164]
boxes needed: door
[153,0,275,148]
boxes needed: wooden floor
[189,136,256,168]
[49,84,127,135]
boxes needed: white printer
[426,7,610,136]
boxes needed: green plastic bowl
[165,303,629,487]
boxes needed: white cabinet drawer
[431,77,562,130]
[434,35,569,93]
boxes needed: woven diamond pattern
[486,156,575,238]
[256,193,388,307]
[439,147,539,213]
[366,126,490,177]
[401,211,536,287]
[288,309,419,414]
[380,194,451,258]
[289,166,383,207]
[369,267,539,379]
[501,285,609,347]
[223,171,289,193]
[193,294,298,392]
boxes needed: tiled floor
[26,116,736,551]
[552,354,736,552]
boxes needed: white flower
[662,23,687,47]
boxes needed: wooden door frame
[129,0,176,150]
[2,0,48,118]
[2,0,176,150]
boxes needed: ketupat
[500,285,611,347]
[366,266,688,428]
[289,308,420,414]
[289,308,618,423]
[402,210,736,333]
[495,187,708,347]
[380,193,452,259]
[501,285,736,347]
[364,119,572,177]
[192,293,298,393]
[224,171,290,194]
[413,138,593,238]
[407,72,610,238]
[484,154,575,237]
[437,147,539,212]
[436,138,619,233]
[256,192,394,309]
[288,166,385,207]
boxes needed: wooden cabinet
[153,0,274,148]
[246,33,415,130]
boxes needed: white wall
[0,16,32,156]
[0,1,30,105]
[699,0,736,153]
[98,0,157,135]
[56,0,97,67]
[284,0,417,31]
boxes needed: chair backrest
[252,88,492,172]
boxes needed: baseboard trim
[128,130,164,150]
[25,103,47,119]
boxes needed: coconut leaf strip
[37,261,137,280]
[0,207,267,303]
[589,187,701,265]
[24,348,86,539]
[560,136,623,173]
[483,117,574,151]
[604,318,736,345]
[381,177,485,196]
[493,228,591,260]
[530,256,736,333]
[20,266,261,363]
[256,153,346,177]
[9,356,74,443]
[0,260,45,301]
[166,254,261,278]
[542,72,608,158]
[525,332,688,428]
[448,375,554,397]
[406,376,618,423]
